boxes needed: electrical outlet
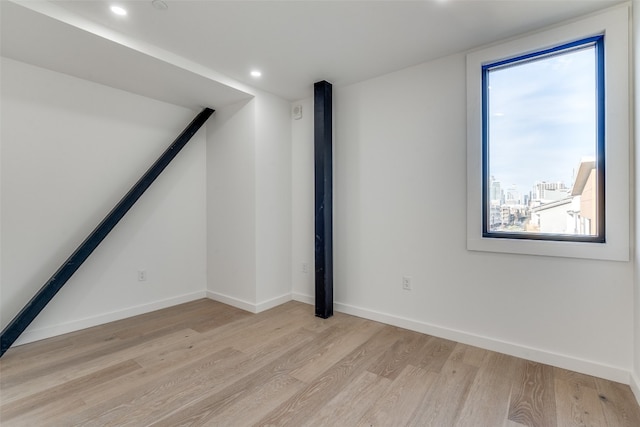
[402,276,412,290]
[138,269,147,281]
[302,263,309,274]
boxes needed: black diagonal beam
[314,81,333,319]
[0,107,214,357]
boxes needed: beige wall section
[1,57,208,344]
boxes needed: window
[482,36,604,243]
[466,6,629,261]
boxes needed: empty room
[1,0,640,425]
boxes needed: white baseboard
[255,293,293,313]
[14,291,207,346]
[292,291,314,305]
[207,290,292,314]
[206,291,256,312]
[13,288,633,387]
[631,372,640,406]
[292,292,630,384]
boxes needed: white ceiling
[0,1,254,110]
[1,0,626,107]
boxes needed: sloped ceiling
[1,0,626,106]
[0,1,253,110]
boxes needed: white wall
[206,99,257,308]
[292,51,634,382]
[632,0,640,402]
[291,97,315,299]
[1,57,208,344]
[255,93,292,309]
[207,91,292,312]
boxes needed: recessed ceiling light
[250,70,262,78]
[110,5,127,16]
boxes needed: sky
[487,44,596,197]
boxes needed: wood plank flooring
[1,299,639,426]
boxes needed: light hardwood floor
[1,299,639,426]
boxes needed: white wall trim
[207,290,292,314]
[631,372,640,406]
[14,291,207,347]
[337,301,630,383]
[206,291,256,312]
[292,292,630,384]
[255,293,292,313]
[292,291,314,305]
[335,300,629,383]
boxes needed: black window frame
[481,35,605,243]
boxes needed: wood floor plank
[555,376,608,426]
[2,396,87,426]
[553,367,598,390]
[151,373,306,427]
[407,358,479,426]
[61,346,245,426]
[131,306,303,369]
[290,317,383,383]
[416,335,457,373]
[74,325,318,424]
[366,329,431,380]
[256,325,400,426]
[462,343,489,367]
[111,300,229,340]
[0,328,201,404]
[80,326,315,413]
[148,323,376,426]
[595,377,640,427]
[304,370,392,427]
[148,326,381,425]
[196,374,305,427]
[1,299,638,426]
[229,303,317,353]
[0,303,220,377]
[508,361,558,427]
[131,302,319,374]
[504,420,528,427]
[455,352,522,426]
[357,364,437,426]
[0,299,214,371]
[0,359,141,422]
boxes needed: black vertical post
[314,80,333,318]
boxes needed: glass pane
[486,44,597,237]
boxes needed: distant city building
[530,198,572,234]
[491,159,595,235]
[529,158,596,236]
[489,176,502,203]
[505,185,521,205]
[532,181,570,203]
[569,158,597,235]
